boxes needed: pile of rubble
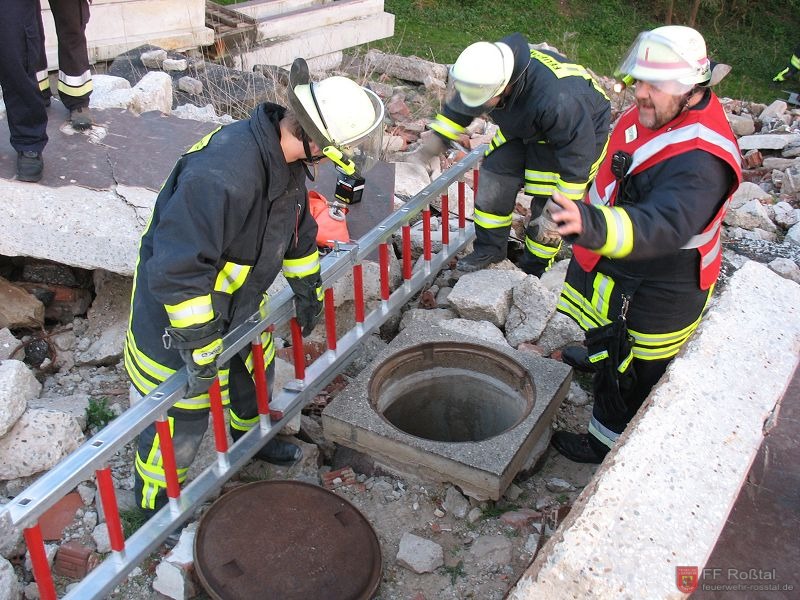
[0,45,799,600]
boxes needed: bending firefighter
[427,33,611,276]
[549,26,742,463]
[126,58,384,515]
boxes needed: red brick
[53,541,100,579]
[38,492,83,541]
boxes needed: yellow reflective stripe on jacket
[590,273,615,323]
[429,114,466,141]
[172,370,231,410]
[557,286,604,331]
[524,181,556,196]
[125,332,176,391]
[525,235,560,261]
[185,127,222,154]
[473,208,513,229]
[792,54,800,69]
[214,262,252,294]
[590,138,609,181]
[164,294,214,328]
[596,206,634,258]
[486,128,508,155]
[282,250,321,278]
[530,49,609,100]
[57,69,93,97]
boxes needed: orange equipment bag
[308,190,351,249]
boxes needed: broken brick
[53,541,100,579]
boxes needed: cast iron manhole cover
[194,480,381,600]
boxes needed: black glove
[163,314,223,397]
[288,275,323,336]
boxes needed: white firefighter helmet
[446,41,515,114]
[616,26,711,95]
[288,58,384,176]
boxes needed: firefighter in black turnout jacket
[126,59,385,515]
[427,33,611,276]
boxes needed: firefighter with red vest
[425,33,611,276]
[126,58,385,516]
[548,26,743,463]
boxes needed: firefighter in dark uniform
[37,0,94,130]
[548,26,743,463]
[126,58,385,515]
[0,0,48,182]
[426,33,611,276]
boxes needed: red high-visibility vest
[573,93,742,290]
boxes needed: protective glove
[288,274,323,336]
[163,314,223,397]
[530,198,563,247]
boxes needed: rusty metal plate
[194,481,382,600]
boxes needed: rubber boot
[230,429,303,466]
[17,151,43,182]
[551,431,609,464]
[456,169,522,272]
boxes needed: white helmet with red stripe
[616,26,711,94]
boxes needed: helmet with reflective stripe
[288,58,384,176]
[449,41,515,109]
[617,26,711,94]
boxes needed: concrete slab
[508,261,800,600]
[41,0,213,68]
[322,324,572,500]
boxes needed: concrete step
[232,0,328,20]
[41,0,214,69]
[233,11,394,70]
[253,0,386,40]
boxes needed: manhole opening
[369,342,534,442]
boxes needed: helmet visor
[329,87,384,176]
[444,71,504,117]
[615,31,709,94]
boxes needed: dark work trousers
[38,0,92,111]
[0,0,48,153]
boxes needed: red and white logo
[676,566,699,593]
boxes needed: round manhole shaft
[370,342,534,442]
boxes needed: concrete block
[509,261,800,600]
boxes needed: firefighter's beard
[636,93,684,130]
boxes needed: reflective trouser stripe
[588,415,619,449]
[36,70,49,91]
[135,417,191,510]
[233,330,275,433]
[473,208,512,230]
[524,235,560,262]
[57,69,92,98]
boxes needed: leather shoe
[561,345,595,373]
[456,250,504,272]
[551,431,608,464]
[254,438,302,466]
[16,151,43,182]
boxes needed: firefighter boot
[16,151,43,183]
[551,431,609,464]
[231,429,303,466]
[456,169,521,272]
